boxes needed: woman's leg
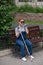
[25,39,32,55]
[16,39,25,57]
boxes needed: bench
[8,25,43,53]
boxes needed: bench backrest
[27,26,40,39]
[8,26,40,42]
[8,29,16,42]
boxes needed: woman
[15,19,34,61]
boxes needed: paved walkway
[0,49,11,57]
[0,48,43,65]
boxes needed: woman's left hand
[25,25,29,34]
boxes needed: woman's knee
[28,41,32,47]
[28,40,32,46]
[20,43,24,48]
[26,39,32,46]
[16,40,24,47]
[29,42,32,47]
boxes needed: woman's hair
[19,18,25,22]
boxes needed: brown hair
[19,18,25,22]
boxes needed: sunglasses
[21,21,24,23]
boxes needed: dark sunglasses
[21,21,24,23]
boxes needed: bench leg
[39,42,43,48]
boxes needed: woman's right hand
[15,27,21,38]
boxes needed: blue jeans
[16,39,32,57]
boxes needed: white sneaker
[21,57,27,61]
[29,55,34,60]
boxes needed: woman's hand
[16,32,20,38]
[15,27,20,38]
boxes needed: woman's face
[19,19,24,27]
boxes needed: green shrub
[41,7,43,13]
[33,7,42,13]
[17,4,43,13]
[0,0,14,36]
[18,4,34,12]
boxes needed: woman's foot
[21,57,27,61]
[29,55,34,60]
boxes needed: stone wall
[15,13,43,21]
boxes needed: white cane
[18,25,30,55]
[20,32,30,55]
[18,27,33,61]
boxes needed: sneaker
[21,57,27,61]
[29,55,34,60]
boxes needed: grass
[26,21,43,25]
[13,19,43,25]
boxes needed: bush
[33,7,42,13]
[0,0,14,36]
[18,4,34,13]
[17,4,43,13]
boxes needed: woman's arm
[25,26,29,34]
[15,32,20,38]
[15,27,20,38]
